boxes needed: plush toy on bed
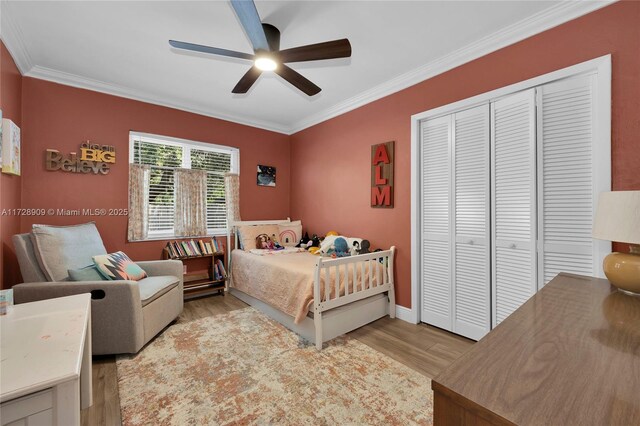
[295,232,310,248]
[333,237,350,257]
[358,240,371,254]
[255,233,284,250]
[351,241,360,256]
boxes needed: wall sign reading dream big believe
[371,141,394,208]
[46,141,116,175]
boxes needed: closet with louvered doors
[419,72,606,340]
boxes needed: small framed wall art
[257,165,276,187]
[1,118,21,176]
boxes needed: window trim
[128,131,240,240]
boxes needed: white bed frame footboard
[311,248,396,349]
[227,220,396,349]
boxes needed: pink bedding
[230,249,386,323]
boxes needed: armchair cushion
[138,276,180,306]
[30,222,107,281]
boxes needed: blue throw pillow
[68,265,106,281]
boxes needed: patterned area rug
[117,308,433,425]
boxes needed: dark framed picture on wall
[257,165,276,187]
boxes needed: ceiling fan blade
[278,39,351,63]
[230,0,269,52]
[232,66,262,94]
[275,65,321,96]
[169,40,254,60]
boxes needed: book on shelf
[216,259,227,278]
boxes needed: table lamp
[592,191,640,295]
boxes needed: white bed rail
[313,247,396,349]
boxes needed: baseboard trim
[395,305,418,324]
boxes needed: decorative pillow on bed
[278,221,302,247]
[93,251,147,281]
[238,224,281,250]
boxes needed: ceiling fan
[169,0,351,96]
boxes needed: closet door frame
[410,55,610,326]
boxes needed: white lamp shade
[592,191,640,244]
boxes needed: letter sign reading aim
[371,141,394,208]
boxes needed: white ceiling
[1,1,613,134]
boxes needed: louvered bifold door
[421,115,452,330]
[536,75,599,286]
[491,89,537,327]
[453,104,491,340]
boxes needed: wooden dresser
[432,273,640,425]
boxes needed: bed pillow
[237,224,281,251]
[93,251,147,281]
[278,221,302,247]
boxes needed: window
[129,132,239,238]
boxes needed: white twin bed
[227,219,396,349]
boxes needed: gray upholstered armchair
[11,223,183,355]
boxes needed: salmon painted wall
[18,77,290,280]
[290,1,640,309]
[1,42,23,288]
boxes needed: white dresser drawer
[1,388,54,426]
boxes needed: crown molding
[25,65,290,134]
[1,0,617,135]
[0,1,34,75]
[287,0,617,134]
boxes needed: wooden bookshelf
[162,238,227,300]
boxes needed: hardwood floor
[80,294,473,426]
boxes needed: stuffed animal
[333,237,350,257]
[310,234,321,248]
[296,232,310,248]
[351,241,360,257]
[326,230,339,237]
[270,234,285,250]
[255,233,284,250]
[359,240,371,254]
[256,233,269,249]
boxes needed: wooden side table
[0,294,92,426]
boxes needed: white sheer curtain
[127,164,150,241]
[175,168,208,237]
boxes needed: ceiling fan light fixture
[254,56,278,71]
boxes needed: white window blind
[130,133,239,239]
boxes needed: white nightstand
[1,294,92,426]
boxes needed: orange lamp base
[603,247,640,296]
